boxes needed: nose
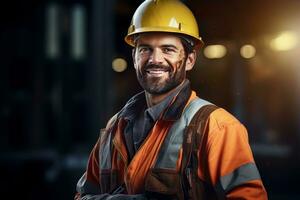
[148,48,164,64]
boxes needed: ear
[185,50,197,71]
[132,48,137,69]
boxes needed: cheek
[177,50,186,68]
[137,54,149,67]
[166,50,186,71]
[134,56,144,71]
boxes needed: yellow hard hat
[125,0,204,48]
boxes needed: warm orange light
[270,31,298,51]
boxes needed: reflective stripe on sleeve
[217,162,262,193]
[99,131,112,170]
[77,173,101,195]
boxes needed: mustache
[143,63,172,72]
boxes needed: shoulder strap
[181,104,218,200]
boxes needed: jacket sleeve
[198,108,268,200]
[74,114,148,200]
[74,139,148,200]
[75,138,108,200]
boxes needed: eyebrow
[137,44,151,48]
[137,44,179,50]
[160,44,178,50]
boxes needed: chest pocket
[145,98,212,199]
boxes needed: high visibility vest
[98,96,213,199]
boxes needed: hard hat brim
[125,27,204,49]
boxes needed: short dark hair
[179,35,195,56]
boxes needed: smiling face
[133,32,196,95]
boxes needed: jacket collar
[119,80,192,121]
[163,80,191,121]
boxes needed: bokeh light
[112,58,127,72]
[203,45,227,59]
[270,31,299,51]
[240,44,256,59]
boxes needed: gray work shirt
[124,81,188,159]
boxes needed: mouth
[145,68,170,77]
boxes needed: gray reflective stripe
[77,173,101,195]
[99,129,112,170]
[154,97,212,169]
[219,162,262,193]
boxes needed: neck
[145,81,185,107]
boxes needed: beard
[136,59,186,95]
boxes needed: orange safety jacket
[76,87,268,200]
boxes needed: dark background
[1,0,300,199]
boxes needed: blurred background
[1,0,300,199]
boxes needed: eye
[138,46,151,53]
[162,47,175,54]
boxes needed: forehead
[135,32,183,48]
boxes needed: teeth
[148,70,165,74]
[147,70,164,73]
[148,70,164,73]
[146,68,167,72]
[146,69,168,76]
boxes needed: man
[75,0,268,199]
